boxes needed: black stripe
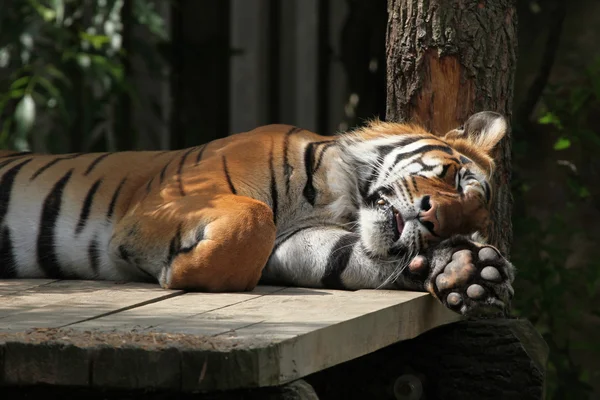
[30,153,82,181]
[269,140,278,224]
[0,151,31,158]
[145,177,154,193]
[84,153,112,175]
[107,177,126,220]
[75,179,102,234]
[37,169,73,278]
[283,126,302,194]
[166,225,196,266]
[439,164,451,178]
[222,156,237,194]
[0,226,16,278]
[303,142,317,205]
[400,178,414,203]
[360,165,381,200]
[118,245,131,262]
[159,153,179,184]
[167,228,182,265]
[313,141,336,173]
[177,147,196,196]
[88,236,100,275]
[410,176,419,192]
[392,144,454,168]
[321,234,360,289]
[272,226,318,254]
[0,156,26,171]
[195,144,208,164]
[0,158,32,224]
[483,181,491,202]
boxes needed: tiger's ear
[443,111,507,154]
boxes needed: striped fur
[0,112,507,296]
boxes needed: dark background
[0,1,598,398]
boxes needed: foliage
[512,57,600,399]
[0,0,167,152]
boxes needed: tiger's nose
[419,195,439,234]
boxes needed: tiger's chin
[357,207,414,258]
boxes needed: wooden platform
[0,279,460,393]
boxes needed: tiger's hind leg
[110,194,276,292]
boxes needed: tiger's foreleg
[261,226,424,291]
[263,227,514,315]
[110,194,276,292]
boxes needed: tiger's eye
[377,199,386,205]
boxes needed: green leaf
[36,76,62,102]
[9,76,30,91]
[538,112,563,129]
[28,0,56,22]
[45,65,71,86]
[79,32,111,50]
[9,89,25,99]
[14,94,36,138]
[553,137,571,150]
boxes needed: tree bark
[385,0,517,256]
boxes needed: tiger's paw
[417,237,515,316]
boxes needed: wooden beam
[0,280,459,391]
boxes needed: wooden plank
[72,285,285,332]
[0,282,461,392]
[0,280,183,331]
[0,279,58,295]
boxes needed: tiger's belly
[0,152,158,281]
[4,196,138,281]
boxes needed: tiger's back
[0,125,334,283]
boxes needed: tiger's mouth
[390,206,404,241]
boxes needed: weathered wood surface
[0,279,460,392]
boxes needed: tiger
[0,111,514,315]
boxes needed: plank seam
[0,279,61,297]
[58,290,186,328]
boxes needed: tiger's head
[339,111,507,258]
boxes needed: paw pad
[446,292,462,307]
[481,266,501,282]
[466,284,486,299]
[478,247,500,262]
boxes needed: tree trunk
[385,0,517,256]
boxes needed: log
[385,0,518,256]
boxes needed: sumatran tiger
[0,111,514,315]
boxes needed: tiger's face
[342,111,507,258]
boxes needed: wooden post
[386,0,517,256]
[383,2,548,397]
